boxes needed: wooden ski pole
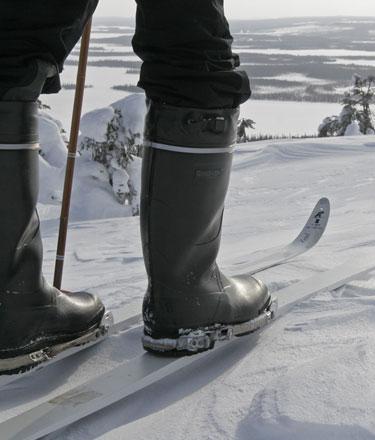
[53,17,93,289]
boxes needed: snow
[250,24,355,36]
[38,94,145,221]
[90,32,133,39]
[67,55,139,63]
[42,65,137,130]
[329,58,375,67]
[345,121,362,136]
[261,73,332,85]
[2,132,375,439]
[241,100,341,137]
[233,48,375,57]
[80,107,116,142]
[38,111,68,168]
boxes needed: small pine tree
[237,118,256,143]
[37,99,51,110]
[318,116,341,137]
[338,90,358,135]
[79,108,142,214]
[354,75,375,134]
[319,74,375,137]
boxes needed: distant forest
[77,16,375,104]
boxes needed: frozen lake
[233,48,375,57]
[41,16,374,139]
[42,65,341,139]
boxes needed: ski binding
[0,311,114,376]
[143,297,278,353]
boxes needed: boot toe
[224,275,270,323]
[55,289,105,334]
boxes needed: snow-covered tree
[79,108,142,215]
[37,99,51,110]
[237,118,256,143]
[318,116,341,137]
[319,75,375,137]
[354,75,375,134]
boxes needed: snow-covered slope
[2,136,375,439]
[38,94,145,222]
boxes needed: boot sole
[143,295,276,356]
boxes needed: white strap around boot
[0,143,39,150]
[148,141,236,155]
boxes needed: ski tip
[316,197,330,210]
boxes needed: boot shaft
[141,102,239,285]
[141,145,232,287]
[0,101,44,295]
[0,101,39,145]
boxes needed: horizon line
[94,14,375,21]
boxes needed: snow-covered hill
[2,135,375,439]
[38,94,145,222]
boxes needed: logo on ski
[314,209,325,225]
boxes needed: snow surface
[330,58,375,67]
[345,121,363,136]
[240,100,341,137]
[2,134,375,439]
[38,94,145,222]
[250,24,355,36]
[261,73,332,85]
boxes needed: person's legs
[132,0,250,108]
[0,1,104,374]
[133,0,270,353]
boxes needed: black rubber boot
[0,101,105,372]
[141,101,270,354]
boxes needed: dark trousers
[0,0,250,109]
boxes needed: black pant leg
[132,0,251,109]
[0,0,98,100]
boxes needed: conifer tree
[79,108,142,213]
[237,118,256,143]
[319,75,375,137]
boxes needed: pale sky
[95,0,375,19]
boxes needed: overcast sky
[95,0,375,19]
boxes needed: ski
[245,197,330,274]
[0,197,329,388]
[2,255,374,440]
